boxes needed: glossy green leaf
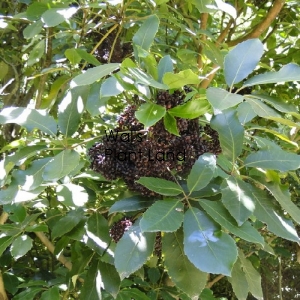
[65,48,82,65]
[27,39,45,66]
[221,176,256,225]
[80,261,101,300]
[41,7,77,27]
[23,20,43,39]
[133,14,159,51]
[40,286,60,300]
[183,207,238,276]
[206,87,244,110]
[229,258,248,300]
[115,220,156,279]
[86,213,111,255]
[71,63,120,86]
[200,200,263,245]
[187,153,216,193]
[135,103,166,127]
[168,98,210,119]
[163,229,207,298]
[163,69,199,89]
[210,109,244,162]
[251,186,299,242]
[100,76,124,97]
[263,181,300,224]
[136,177,183,196]
[224,39,264,86]
[11,235,33,260]
[244,149,300,171]
[163,112,180,136]
[237,101,257,124]
[58,86,89,136]
[109,196,155,214]
[238,249,263,300]
[98,261,120,298]
[140,199,183,232]
[244,63,300,86]
[51,209,83,240]
[0,107,57,136]
[43,150,80,181]
[158,55,173,83]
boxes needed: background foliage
[1,0,300,299]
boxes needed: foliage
[0,0,300,299]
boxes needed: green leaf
[40,286,60,300]
[210,109,244,162]
[163,69,199,89]
[109,196,155,214]
[168,98,210,119]
[158,55,173,83]
[136,177,183,196]
[75,49,101,66]
[3,273,19,295]
[133,14,159,51]
[100,76,124,97]
[98,261,120,298]
[244,149,300,172]
[140,200,183,232]
[43,150,80,181]
[221,176,256,225]
[116,288,151,300]
[202,40,224,67]
[65,48,82,65]
[23,20,43,39]
[238,249,263,300]
[244,63,300,86]
[41,7,77,27]
[26,2,48,20]
[12,287,42,300]
[163,113,180,136]
[229,258,249,300]
[163,229,207,298]
[135,103,166,127]
[58,86,89,137]
[183,207,238,276]
[214,0,236,18]
[237,101,257,124]
[0,107,57,136]
[206,87,244,110]
[199,288,217,300]
[86,213,111,255]
[200,200,264,245]
[187,153,216,193]
[80,260,101,300]
[27,39,45,66]
[56,183,89,207]
[86,82,105,116]
[251,186,299,242]
[224,39,264,86]
[11,235,33,260]
[0,236,14,256]
[51,209,83,240]
[115,220,156,279]
[263,181,300,225]
[71,63,120,86]
[12,158,51,191]
[245,97,281,118]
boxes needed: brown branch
[0,212,8,225]
[227,0,285,47]
[206,274,224,288]
[198,13,209,69]
[0,272,8,300]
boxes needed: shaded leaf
[136,177,183,196]
[140,199,183,232]
[224,39,264,86]
[200,200,263,245]
[76,49,101,66]
[237,101,257,124]
[2,273,19,295]
[116,288,151,300]
[41,7,77,27]
[23,20,43,39]
[0,236,14,256]
[245,97,281,118]
[221,176,256,225]
[183,207,237,276]
[163,69,199,89]
[207,87,244,110]
[98,261,120,298]
[100,76,124,97]
[28,39,45,66]
[210,109,244,162]
[158,55,173,83]
[65,48,82,65]
[11,235,33,260]
[229,258,248,300]
[40,286,60,300]
[163,112,180,136]
[12,287,42,300]
[0,107,57,136]
[115,220,155,279]
[187,153,216,193]
[109,196,155,214]
[163,229,207,298]
[244,63,300,86]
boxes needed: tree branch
[198,13,209,69]
[206,274,224,288]
[227,0,285,47]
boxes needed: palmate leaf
[183,207,237,276]
[115,220,155,279]
[140,199,184,232]
[163,229,207,299]
[224,39,264,86]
